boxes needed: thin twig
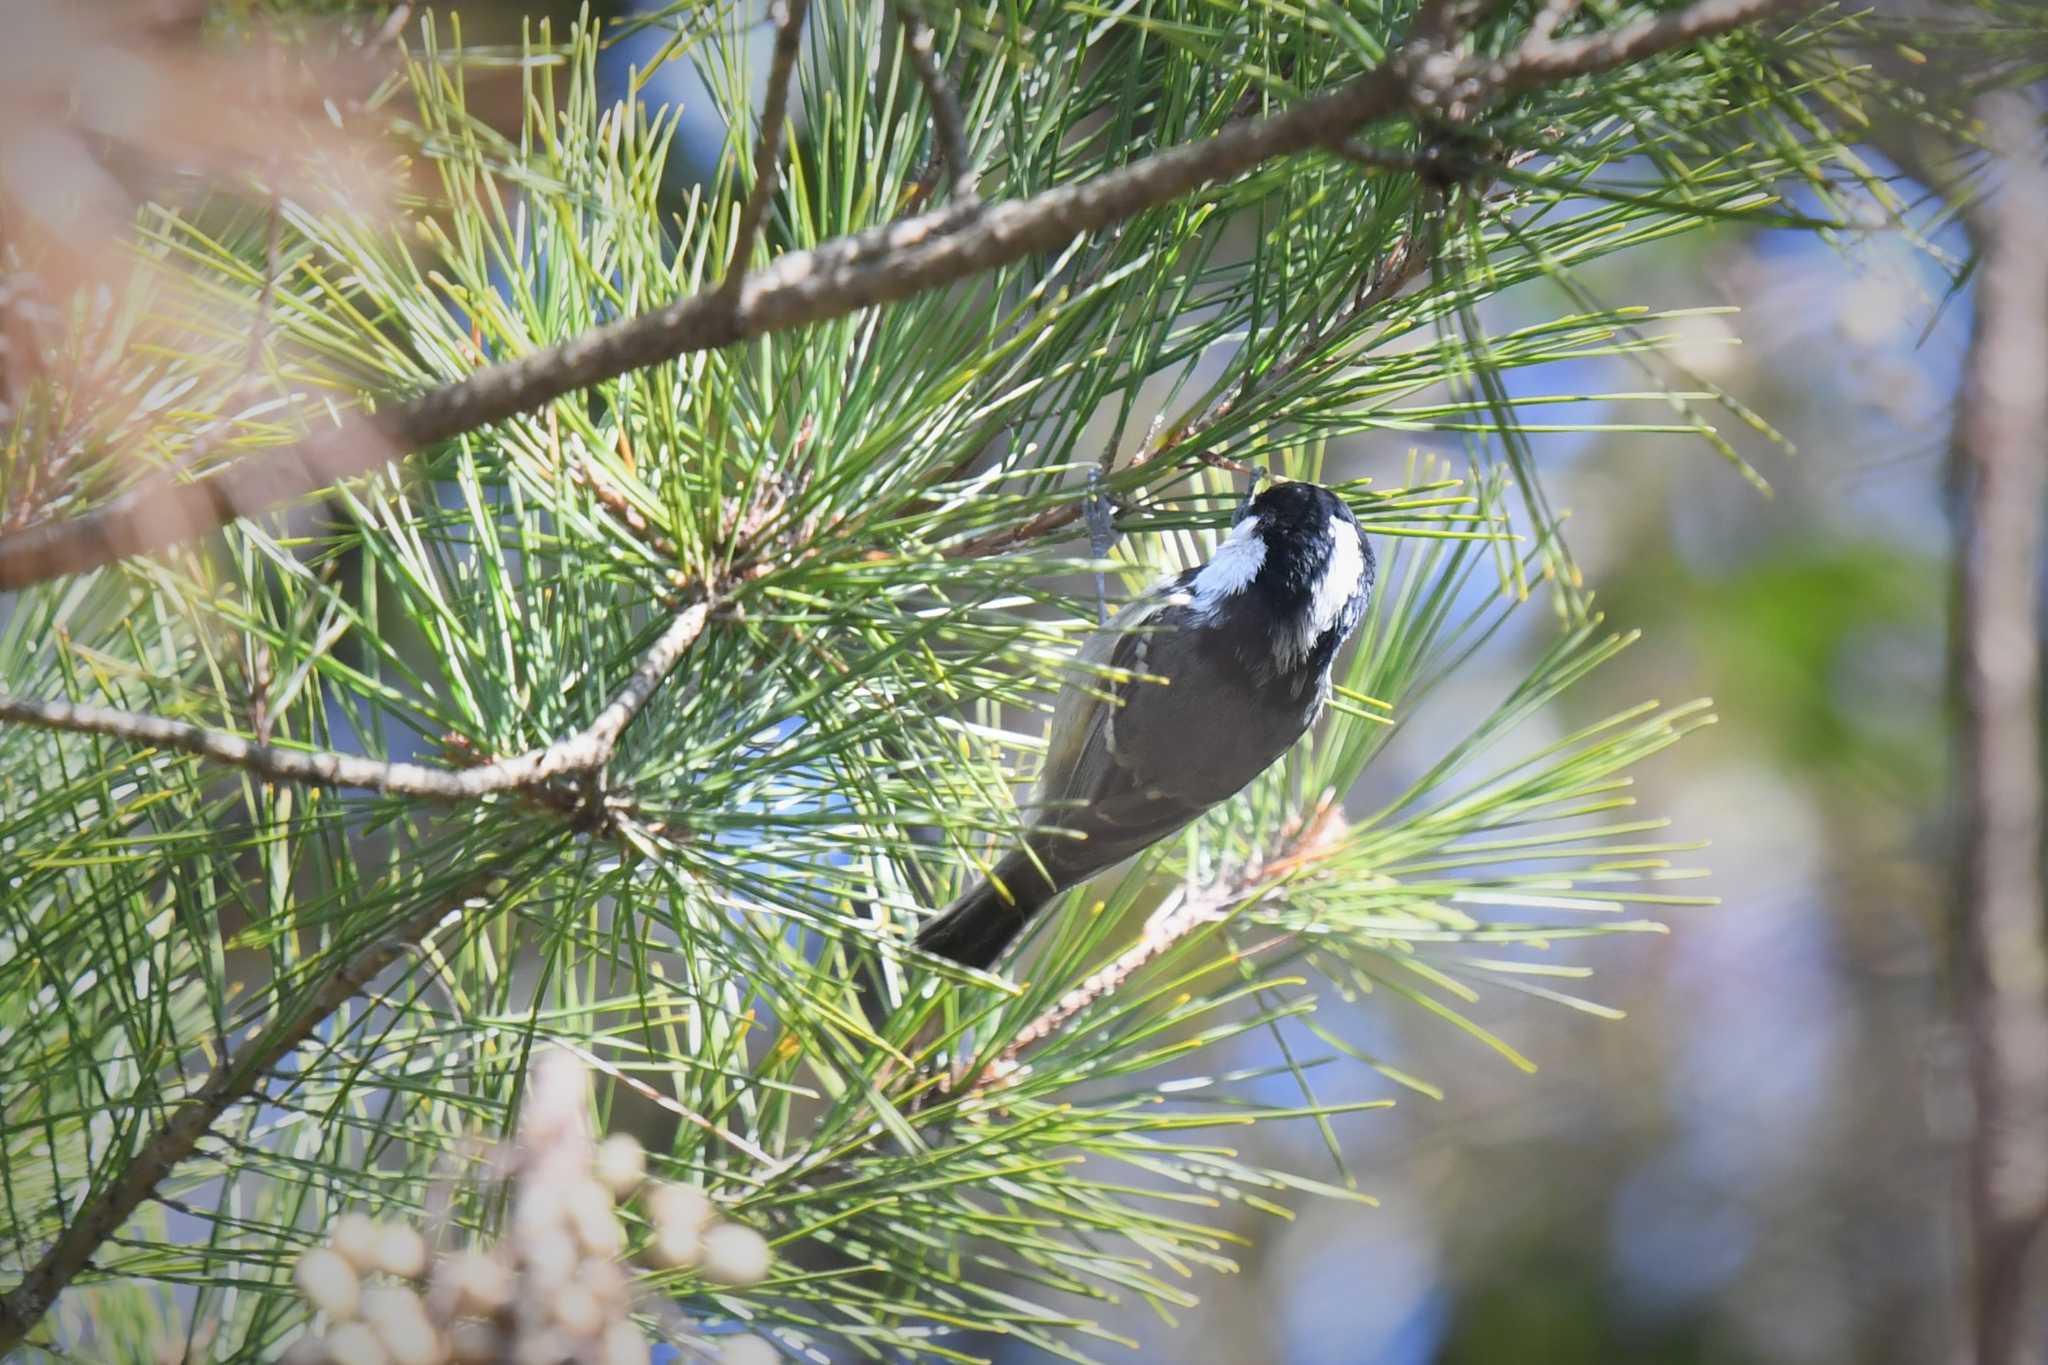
[981,799,1347,1081]
[0,863,519,1351]
[895,5,979,203]
[1463,0,1812,100]
[574,458,682,564]
[0,0,1816,592]
[991,876,1253,1066]
[1330,141,1438,174]
[549,1039,778,1170]
[717,0,811,308]
[0,598,711,798]
[539,405,688,576]
[1953,91,2048,1365]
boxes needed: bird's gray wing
[1024,586,1220,881]
[1032,587,1178,813]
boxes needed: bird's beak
[1232,465,1269,525]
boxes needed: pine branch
[0,0,1820,592]
[979,799,1346,1083]
[0,598,711,800]
[895,4,981,204]
[1466,0,1815,98]
[986,876,1255,1074]
[0,3,1851,1351]
[0,863,521,1353]
[716,0,811,308]
[943,183,1451,562]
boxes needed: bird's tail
[912,849,1062,970]
[855,850,1062,1031]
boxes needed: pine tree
[0,1,1992,1360]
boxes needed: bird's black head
[1238,481,1358,601]
[1196,480,1374,679]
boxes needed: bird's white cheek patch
[1192,516,1266,608]
[1310,520,1365,636]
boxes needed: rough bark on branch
[0,0,1816,592]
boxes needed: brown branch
[0,598,711,798]
[0,863,518,1352]
[716,0,811,308]
[1330,141,1439,175]
[896,5,980,203]
[992,875,1255,1067]
[1462,0,1814,101]
[0,0,1815,593]
[979,799,1347,1083]
[1954,92,2048,1365]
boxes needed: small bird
[915,479,1374,970]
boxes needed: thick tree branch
[717,0,811,307]
[0,864,520,1352]
[0,598,710,798]
[0,0,1817,592]
[1955,92,2048,1365]
[896,5,980,203]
